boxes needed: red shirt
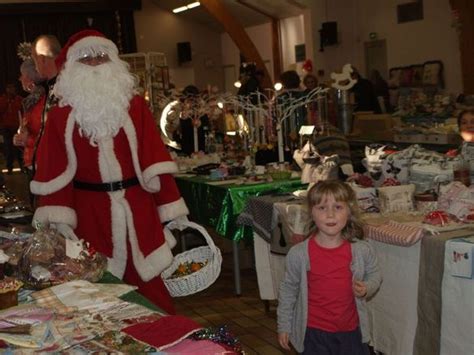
[307,237,359,332]
[23,96,45,167]
[0,94,23,129]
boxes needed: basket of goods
[18,228,107,289]
[162,220,222,297]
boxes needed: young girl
[277,180,381,354]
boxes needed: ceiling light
[173,6,188,13]
[274,82,283,91]
[173,2,200,14]
[187,2,200,9]
[234,81,242,88]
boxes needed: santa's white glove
[51,223,79,241]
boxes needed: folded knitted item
[121,315,202,351]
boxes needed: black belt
[73,177,139,192]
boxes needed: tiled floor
[174,248,295,355]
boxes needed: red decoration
[423,210,450,226]
[302,59,313,73]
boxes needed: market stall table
[175,174,305,295]
[238,196,474,355]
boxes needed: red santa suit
[31,30,188,314]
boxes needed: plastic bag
[19,228,107,289]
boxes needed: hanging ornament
[302,59,313,73]
[17,42,32,61]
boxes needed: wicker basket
[162,220,222,297]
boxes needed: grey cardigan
[277,238,382,353]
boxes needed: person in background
[14,58,45,177]
[31,30,188,314]
[177,85,209,156]
[350,68,380,113]
[30,34,61,171]
[303,74,319,125]
[456,109,474,184]
[370,70,391,113]
[278,180,381,354]
[0,83,24,174]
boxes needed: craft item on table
[349,183,379,213]
[0,305,53,349]
[19,228,107,289]
[446,239,473,278]
[346,173,374,188]
[362,145,387,187]
[272,202,312,254]
[437,181,472,210]
[363,221,425,247]
[191,325,243,354]
[298,149,339,188]
[122,315,202,351]
[162,220,222,297]
[378,184,416,214]
[446,200,474,223]
[266,162,292,181]
[409,147,460,193]
[73,329,158,353]
[30,280,124,314]
[0,278,23,310]
[423,210,452,226]
[381,177,401,186]
[414,191,438,213]
[381,150,410,184]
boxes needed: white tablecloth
[440,238,474,355]
[367,240,421,355]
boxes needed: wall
[133,0,223,90]
[221,22,273,88]
[305,0,462,93]
[279,14,305,72]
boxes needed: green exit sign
[369,32,377,40]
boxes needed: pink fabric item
[163,339,229,354]
[122,315,202,350]
[364,221,425,246]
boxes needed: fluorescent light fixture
[173,1,200,13]
[187,2,200,9]
[1,168,21,173]
[173,6,188,13]
[226,131,237,136]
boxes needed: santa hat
[55,29,118,70]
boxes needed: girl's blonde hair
[307,180,365,241]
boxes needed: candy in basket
[162,220,222,297]
[19,228,107,289]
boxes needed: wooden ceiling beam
[236,0,282,80]
[200,0,273,88]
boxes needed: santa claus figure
[31,30,188,314]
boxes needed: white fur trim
[33,206,77,229]
[107,195,128,279]
[158,198,189,223]
[67,36,118,61]
[30,112,77,195]
[142,161,178,192]
[164,227,177,249]
[97,138,128,279]
[123,199,173,281]
[122,118,158,193]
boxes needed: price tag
[66,239,84,259]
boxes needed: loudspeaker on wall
[177,42,192,64]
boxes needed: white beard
[54,59,136,145]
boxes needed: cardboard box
[351,113,395,141]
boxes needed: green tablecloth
[176,175,306,242]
